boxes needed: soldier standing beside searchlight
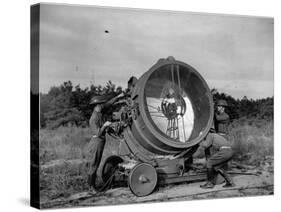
[126,76,138,96]
[214,99,230,138]
[86,93,123,189]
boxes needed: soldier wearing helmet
[214,99,230,137]
[127,76,138,96]
[197,132,235,189]
[86,93,123,189]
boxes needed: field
[39,127,120,202]
[38,119,274,207]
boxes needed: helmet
[128,76,138,87]
[90,95,108,105]
[217,99,228,107]
[167,56,175,61]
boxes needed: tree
[211,89,273,121]
[40,80,124,129]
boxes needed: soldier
[197,132,235,189]
[214,99,230,137]
[86,93,123,188]
[127,76,138,96]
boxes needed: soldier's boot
[87,172,96,187]
[217,168,235,187]
[200,168,215,189]
[87,166,97,189]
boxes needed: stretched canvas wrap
[31,3,274,209]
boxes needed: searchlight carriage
[101,56,214,196]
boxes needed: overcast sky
[39,4,273,99]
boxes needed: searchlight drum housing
[130,57,214,156]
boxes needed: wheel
[101,155,123,184]
[128,163,158,197]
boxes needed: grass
[39,126,119,201]
[38,119,273,202]
[228,119,273,166]
[39,127,91,163]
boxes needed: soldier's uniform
[199,133,235,188]
[214,99,230,137]
[214,112,229,134]
[85,94,123,188]
[86,109,107,187]
[127,76,138,97]
[85,95,114,188]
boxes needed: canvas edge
[30,3,40,209]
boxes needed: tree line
[38,81,273,129]
[211,88,273,122]
[39,81,122,129]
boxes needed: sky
[39,3,274,99]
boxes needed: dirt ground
[40,163,273,209]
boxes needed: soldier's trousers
[206,148,233,170]
[85,136,106,182]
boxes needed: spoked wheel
[128,163,158,197]
[101,155,123,184]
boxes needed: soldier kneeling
[196,132,235,189]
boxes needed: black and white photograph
[30,3,274,209]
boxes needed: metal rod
[176,117,179,140]
[169,120,173,137]
[175,118,176,139]
[173,119,176,138]
[166,120,170,136]
[181,116,186,142]
[149,111,163,114]
[171,119,174,138]
[171,64,175,85]
[176,64,181,92]
[150,114,166,118]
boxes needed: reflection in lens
[146,82,194,143]
[144,64,196,143]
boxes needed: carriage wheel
[101,155,123,184]
[128,163,158,197]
